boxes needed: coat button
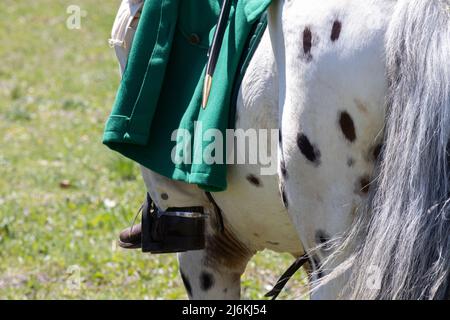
[189,33,201,45]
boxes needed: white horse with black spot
[111,0,450,299]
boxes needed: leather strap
[265,254,309,300]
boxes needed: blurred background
[0,0,307,299]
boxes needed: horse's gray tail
[347,0,450,299]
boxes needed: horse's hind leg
[178,227,254,300]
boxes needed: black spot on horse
[180,270,192,297]
[347,157,355,167]
[303,27,313,61]
[303,27,312,54]
[331,20,342,42]
[282,190,288,208]
[339,111,356,142]
[161,193,169,200]
[280,160,288,178]
[200,271,214,291]
[313,256,324,279]
[280,184,288,209]
[246,174,262,187]
[315,230,331,250]
[297,133,321,164]
[373,144,383,161]
[358,176,371,195]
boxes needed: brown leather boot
[118,223,142,249]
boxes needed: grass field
[0,0,307,299]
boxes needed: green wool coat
[103,0,271,191]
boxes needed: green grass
[0,0,308,299]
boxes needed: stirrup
[142,193,206,253]
[119,193,207,254]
